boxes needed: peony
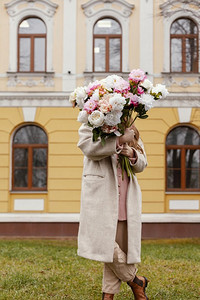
[137,86,144,95]
[101,74,122,91]
[77,110,88,123]
[138,94,155,111]
[127,93,139,107]
[129,69,146,83]
[90,89,100,101]
[69,91,76,103]
[151,84,169,98]
[104,111,122,126]
[88,110,105,127]
[75,86,87,108]
[83,99,97,114]
[86,80,101,96]
[113,77,130,94]
[99,95,112,113]
[140,79,153,91]
[109,93,126,112]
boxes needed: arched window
[170,18,198,73]
[93,18,122,72]
[166,126,200,191]
[12,125,48,191]
[18,17,46,72]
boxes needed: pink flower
[86,80,101,96]
[101,124,118,134]
[113,78,130,94]
[83,99,98,114]
[128,69,147,84]
[137,86,144,95]
[128,94,139,107]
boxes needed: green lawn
[0,238,199,299]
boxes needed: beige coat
[77,124,147,264]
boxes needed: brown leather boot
[127,275,149,300]
[102,292,114,300]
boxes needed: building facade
[0,0,199,238]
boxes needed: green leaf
[139,115,148,119]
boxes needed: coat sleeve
[77,124,118,161]
[130,138,148,173]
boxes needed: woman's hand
[120,143,134,158]
[119,128,135,145]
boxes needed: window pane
[19,38,31,72]
[14,148,28,167]
[14,126,47,144]
[32,169,47,188]
[186,38,198,72]
[34,38,45,71]
[186,169,200,189]
[109,38,120,72]
[167,149,181,168]
[171,18,197,35]
[14,169,28,187]
[19,18,46,34]
[186,149,199,168]
[94,38,105,72]
[94,18,121,34]
[167,169,181,188]
[171,38,182,72]
[33,149,47,167]
[166,127,200,146]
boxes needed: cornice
[82,0,134,18]
[5,0,58,17]
[160,0,200,18]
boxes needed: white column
[140,0,154,81]
[62,0,77,92]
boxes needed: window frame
[17,17,47,73]
[166,126,200,192]
[170,17,199,73]
[93,18,122,73]
[12,126,48,192]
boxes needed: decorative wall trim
[7,73,55,87]
[22,107,37,122]
[178,107,192,123]
[162,73,200,88]
[0,92,199,107]
[159,1,200,73]
[82,0,134,73]
[5,0,58,73]
[0,213,199,223]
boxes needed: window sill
[162,72,199,77]
[10,191,48,194]
[7,72,55,77]
[166,192,200,195]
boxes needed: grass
[0,238,199,299]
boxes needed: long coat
[77,124,147,264]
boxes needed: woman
[77,122,149,300]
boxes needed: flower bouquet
[69,69,168,179]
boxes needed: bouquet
[69,69,168,179]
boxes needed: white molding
[82,0,134,73]
[0,213,199,223]
[169,200,199,210]
[62,0,77,92]
[14,199,44,211]
[160,3,200,73]
[178,107,192,123]
[140,0,153,80]
[5,0,58,73]
[22,107,37,121]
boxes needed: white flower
[104,111,122,126]
[76,86,87,108]
[90,89,100,101]
[88,110,105,127]
[138,94,155,111]
[109,93,126,112]
[69,91,76,103]
[141,79,153,91]
[101,75,122,91]
[77,110,88,123]
[152,84,169,98]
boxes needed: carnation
[88,110,105,127]
[141,79,153,91]
[138,94,155,111]
[129,69,146,83]
[109,93,126,112]
[151,84,169,98]
[77,110,88,123]
[104,111,122,126]
[83,99,97,114]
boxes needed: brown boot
[127,275,149,300]
[102,292,114,300]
